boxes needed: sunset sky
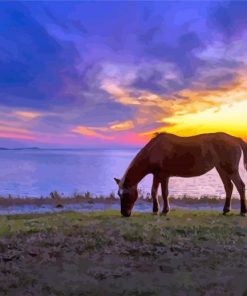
[1,1,247,148]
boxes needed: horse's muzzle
[121,210,131,217]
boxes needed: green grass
[1,210,247,295]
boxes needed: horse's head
[114,178,138,217]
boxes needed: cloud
[0,125,34,140]
[72,126,113,140]
[130,62,182,95]
[0,3,136,140]
[139,10,206,80]
[1,1,247,146]
[14,111,42,120]
[109,120,134,131]
[209,1,247,39]
[0,2,79,109]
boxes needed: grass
[0,191,242,208]
[0,191,118,207]
[0,209,247,295]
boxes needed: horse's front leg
[161,177,170,215]
[151,175,160,215]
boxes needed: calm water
[0,149,246,198]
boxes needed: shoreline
[0,192,241,206]
[0,193,242,215]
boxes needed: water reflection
[0,149,246,198]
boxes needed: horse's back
[145,132,242,177]
[151,132,240,149]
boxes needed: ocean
[0,148,246,198]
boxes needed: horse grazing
[114,132,247,217]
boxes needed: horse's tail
[239,138,247,171]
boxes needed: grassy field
[0,210,247,296]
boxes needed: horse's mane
[120,132,175,186]
[150,131,175,140]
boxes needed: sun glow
[159,100,247,139]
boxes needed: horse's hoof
[223,209,230,215]
[161,211,169,216]
[240,212,246,217]
[153,212,159,216]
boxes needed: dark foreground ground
[0,210,247,296]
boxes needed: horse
[114,132,247,217]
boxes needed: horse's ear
[114,178,120,185]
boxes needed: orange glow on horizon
[1,75,247,146]
[150,100,247,139]
[0,125,34,140]
[0,132,34,140]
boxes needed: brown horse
[114,132,247,217]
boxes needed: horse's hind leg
[230,171,246,216]
[151,175,160,214]
[216,168,233,215]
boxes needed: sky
[1,1,247,148]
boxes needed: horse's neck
[123,155,149,187]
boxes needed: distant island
[0,147,41,151]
